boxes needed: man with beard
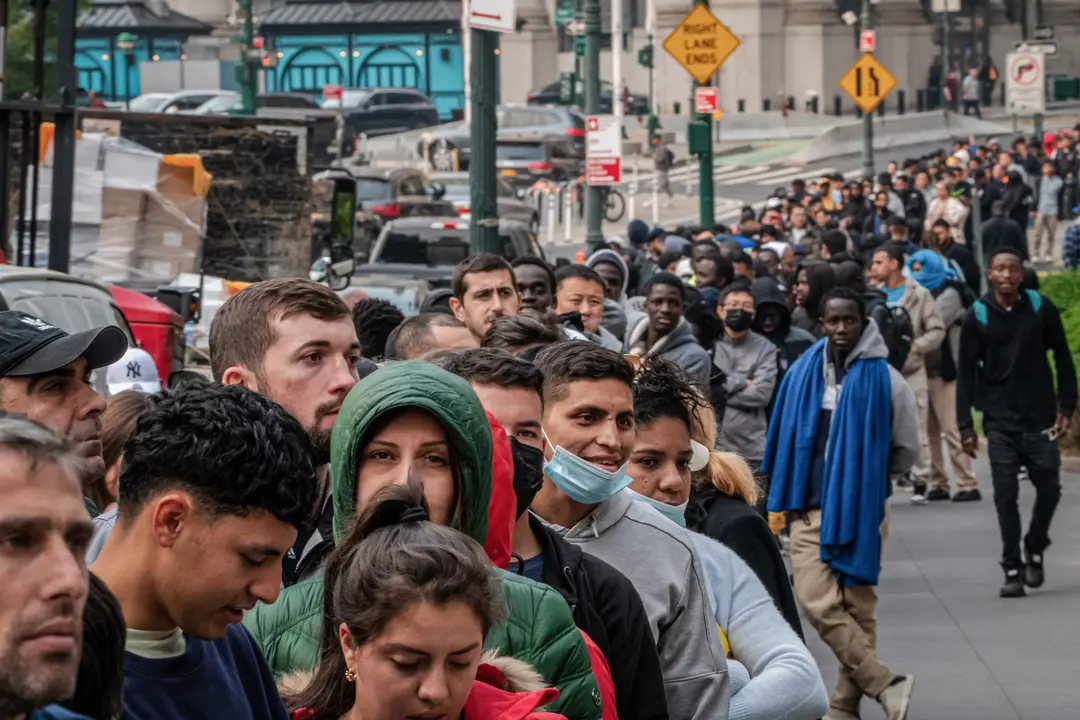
[0,311,127,516]
[0,416,94,720]
[450,253,522,342]
[210,279,361,587]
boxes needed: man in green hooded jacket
[243,361,602,720]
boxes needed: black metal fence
[1,0,79,272]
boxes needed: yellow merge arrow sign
[838,53,897,114]
[662,4,741,85]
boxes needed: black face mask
[725,308,753,332]
[508,436,545,518]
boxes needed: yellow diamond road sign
[662,4,741,85]
[839,53,897,114]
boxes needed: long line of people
[2,137,1077,720]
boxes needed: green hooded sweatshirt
[243,362,601,720]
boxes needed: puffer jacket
[624,315,712,389]
[243,362,602,720]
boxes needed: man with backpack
[907,250,980,502]
[957,248,1077,598]
[869,245,946,505]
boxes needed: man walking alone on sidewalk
[957,248,1077,598]
[764,287,920,720]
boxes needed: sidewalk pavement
[805,457,1080,719]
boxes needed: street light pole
[469,27,500,254]
[583,0,603,254]
[645,0,657,143]
[612,0,623,124]
[1024,0,1043,140]
[238,0,256,114]
[860,0,874,181]
[939,10,950,110]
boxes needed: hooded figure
[586,248,646,341]
[751,277,816,373]
[243,362,603,720]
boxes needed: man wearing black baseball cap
[0,310,128,481]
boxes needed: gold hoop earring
[344,667,357,682]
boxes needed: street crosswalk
[625,161,865,194]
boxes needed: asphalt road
[814,458,1080,719]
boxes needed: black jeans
[987,430,1062,570]
[962,99,981,118]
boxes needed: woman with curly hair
[626,359,826,720]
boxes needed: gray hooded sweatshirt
[585,248,645,340]
[712,330,778,461]
[547,489,731,720]
[624,315,712,389]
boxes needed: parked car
[416,104,586,172]
[527,80,648,115]
[319,88,440,138]
[127,90,233,114]
[311,168,456,262]
[495,135,581,190]
[189,91,357,169]
[428,171,540,232]
[354,216,545,289]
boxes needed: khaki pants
[927,375,978,492]
[1032,214,1060,260]
[790,508,895,714]
[905,368,931,486]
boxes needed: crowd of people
[1,135,1078,720]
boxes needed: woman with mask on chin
[285,482,567,720]
[627,360,828,720]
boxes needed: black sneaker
[1000,568,1026,598]
[895,475,914,491]
[952,489,982,502]
[1025,552,1045,589]
[926,487,951,501]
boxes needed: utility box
[687,120,710,155]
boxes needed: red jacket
[577,630,618,720]
[465,663,566,720]
[483,411,516,570]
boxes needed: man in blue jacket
[764,287,920,720]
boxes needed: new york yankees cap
[105,346,162,396]
[0,310,128,378]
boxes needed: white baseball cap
[106,347,162,397]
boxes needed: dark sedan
[527,80,649,115]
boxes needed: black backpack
[869,302,914,371]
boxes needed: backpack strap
[973,299,988,325]
[1025,289,1043,313]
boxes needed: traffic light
[637,45,653,68]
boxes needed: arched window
[280,47,344,92]
[356,46,420,88]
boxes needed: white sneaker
[910,492,929,506]
[878,674,915,720]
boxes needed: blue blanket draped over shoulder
[763,338,892,586]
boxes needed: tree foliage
[3,0,94,97]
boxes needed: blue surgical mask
[541,430,631,505]
[629,489,688,527]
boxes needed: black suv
[322,88,441,138]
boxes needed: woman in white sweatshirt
[626,359,829,720]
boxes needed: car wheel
[428,142,457,171]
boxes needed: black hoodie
[957,290,1077,437]
[750,277,816,372]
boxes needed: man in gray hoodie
[624,272,712,389]
[530,341,731,720]
[585,247,645,341]
[713,285,779,469]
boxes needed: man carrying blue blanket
[763,286,921,720]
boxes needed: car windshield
[193,94,240,114]
[497,144,546,161]
[355,178,393,203]
[373,229,471,266]
[128,94,170,112]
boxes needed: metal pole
[1024,0,1043,140]
[583,0,603,254]
[49,0,78,273]
[469,28,500,254]
[239,0,256,114]
[646,0,657,143]
[613,0,623,124]
[972,185,986,295]
[695,0,714,227]
[940,11,949,110]
[860,0,874,181]
[0,0,9,260]
[462,0,471,124]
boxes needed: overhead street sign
[585,115,622,185]
[662,4,741,85]
[468,0,516,33]
[838,53,897,114]
[1005,50,1046,115]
